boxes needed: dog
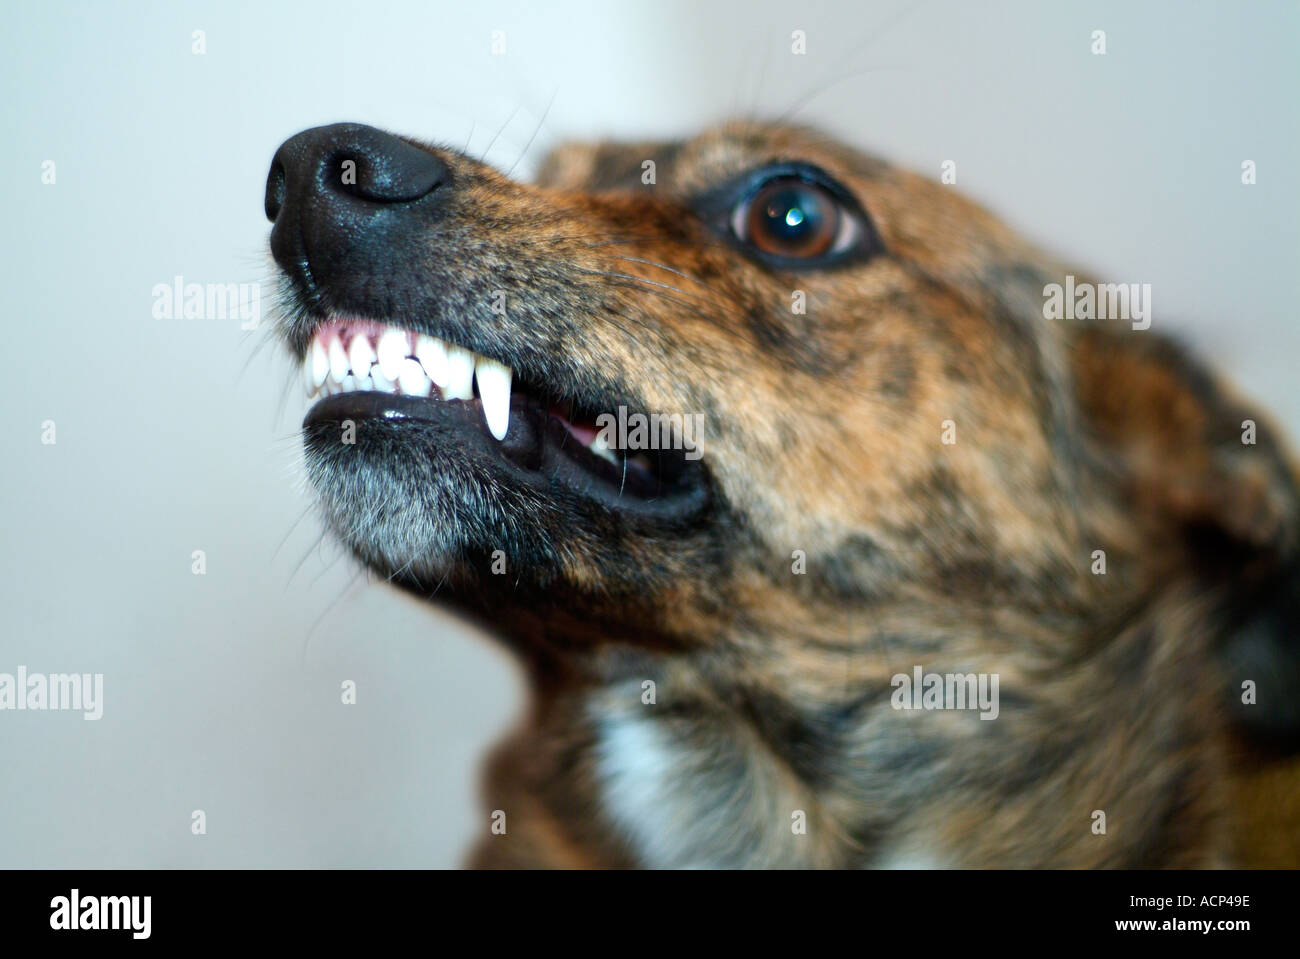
[265,121,1300,868]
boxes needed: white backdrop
[2,0,1296,867]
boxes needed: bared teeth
[375,329,408,381]
[327,339,348,383]
[301,322,640,463]
[369,361,395,393]
[398,357,431,398]
[474,357,512,441]
[348,335,376,380]
[587,428,620,467]
[309,338,329,389]
[303,321,514,442]
[414,334,449,388]
[443,345,475,401]
[303,322,656,475]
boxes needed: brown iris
[744,179,840,259]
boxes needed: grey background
[2,0,1296,867]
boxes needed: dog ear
[1074,325,1300,748]
[533,141,600,190]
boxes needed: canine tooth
[353,373,372,392]
[370,362,395,393]
[376,328,408,381]
[310,337,329,388]
[444,345,475,401]
[327,338,348,383]
[341,374,357,393]
[303,356,315,396]
[414,334,450,387]
[349,335,377,378]
[589,429,620,467]
[398,357,431,397]
[475,357,512,441]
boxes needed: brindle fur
[278,122,1300,868]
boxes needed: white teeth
[398,357,432,397]
[348,335,377,379]
[588,429,620,467]
[376,329,408,381]
[327,338,348,383]
[474,357,512,441]
[414,334,450,388]
[305,325,514,439]
[444,345,475,401]
[370,362,394,392]
[310,338,329,388]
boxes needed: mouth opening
[299,317,700,504]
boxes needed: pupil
[764,187,822,242]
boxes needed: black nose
[265,123,445,221]
[265,123,449,283]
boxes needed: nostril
[264,160,286,222]
[323,135,446,204]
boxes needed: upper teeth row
[303,324,514,441]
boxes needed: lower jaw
[303,389,712,522]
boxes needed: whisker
[581,233,743,257]
[567,265,712,303]
[504,87,559,179]
[270,503,318,566]
[776,0,928,123]
[478,103,523,164]
[604,254,720,291]
[777,63,911,125]
[299,564,366,664]
[286,526,330,591]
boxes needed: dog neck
[488,583,1228,869]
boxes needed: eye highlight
[717,165,875,267]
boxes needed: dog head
[267,121,1300,698]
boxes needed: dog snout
[265,122,448,282]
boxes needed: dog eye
[724,171,871,266]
